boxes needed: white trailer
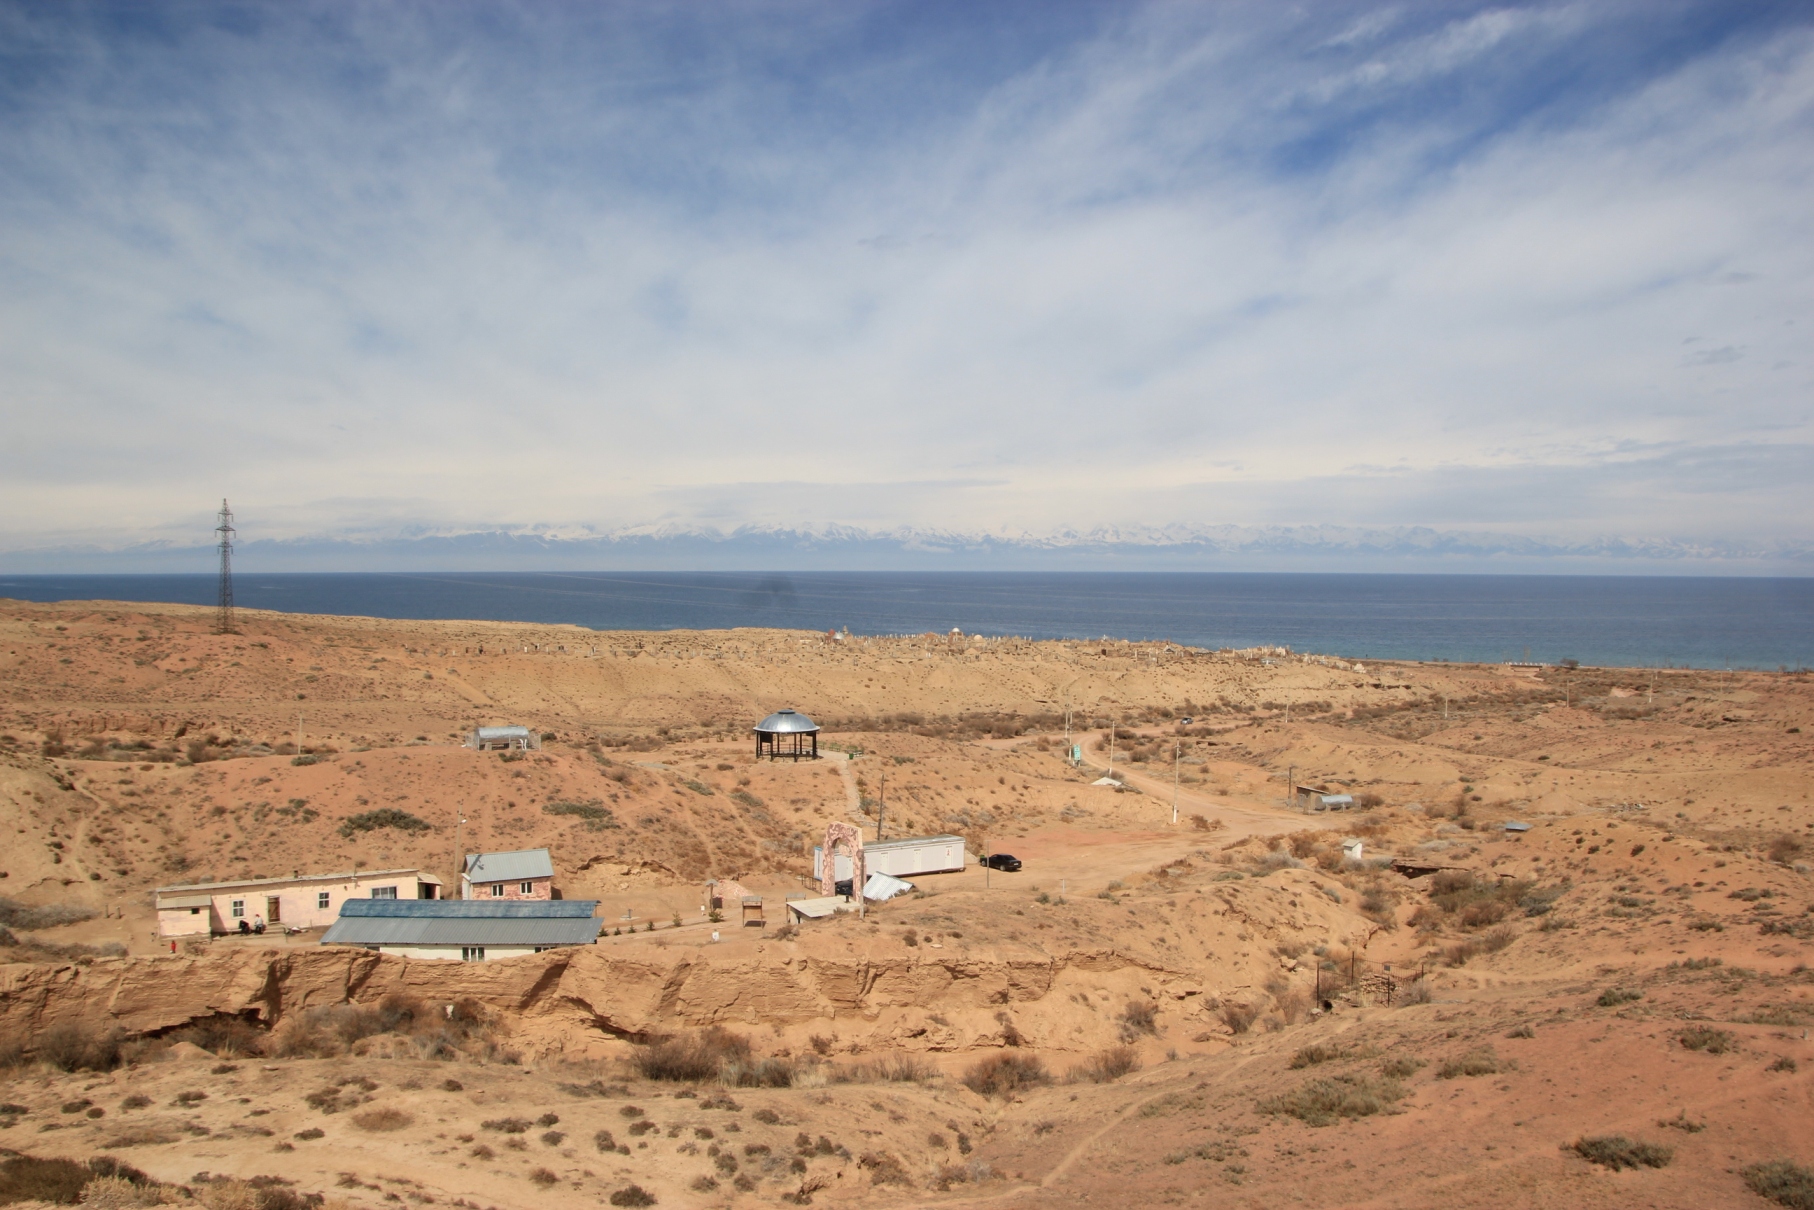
[813,833,968,882]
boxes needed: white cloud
[0,1,1808,566]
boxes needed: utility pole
[877,771,886,841]
[214,499,237,635]
[1171,739,1180,825]
[453,810,466,898]
[1107,724,1115,780]
[297,712,304,757]
[1286,764,1296,808]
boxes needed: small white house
[156,868,441,938]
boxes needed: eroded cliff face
[0,941,1202,1056]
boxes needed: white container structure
[814,833,967,883]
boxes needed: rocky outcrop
[0,941,1185,1051]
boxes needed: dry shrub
[268,995,498,1063]
[527,1168,558,1188]
[962,1053,1049,1099]
[1570,1136,1672,1170]
[1258,1073,1406,1126]
[170,1015,264,1058]
[1397,978,1432,1006]
[607,1185,656,1207]
[1289,1043,1344,1069]
[1069,1045,1140,1084]
[1768,835,1806,866]
[1117,1001,1158,1041]
[633,1027,749,1082]
[350,1107,412,1132]
[1436,1047,1500,1079]
[1220,1002,1259,1034]
[0,898,98,930]
[38,1022,127,1072]
[1743,1160,1814,1209]
[77,1175,165,1209]
[834,1054,933,1084]
[857,1152,912,1186]
[1,1155,97,1204]
[1379,1056,1425,1079]
[1478,925,1516,954]
[1678,1026,1735,1055]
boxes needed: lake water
[1,571,1808,669]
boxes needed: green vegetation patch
[337,808,430,838]
[543,800,620,830]
[1257,1073,1407,1126]
[1743,1160,1814,1209]
[1570,1135,1673,1171]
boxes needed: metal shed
[754,709,820,761]
[469,725,540,751]
[814,833,966,881]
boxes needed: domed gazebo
[754,708,820,761]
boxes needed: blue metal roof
[322,916,599,947]
[338,898,596,918]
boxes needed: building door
[266,896,281,924]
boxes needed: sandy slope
[0,598,1810,1208]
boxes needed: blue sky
[1,1,1810,569]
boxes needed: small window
[371,886,397,900]
[461,946,485,961]
[230,899,244,918]
[317,891,330,910]
[520,881,534,895]
[490,883,504,897]
[190,907,201,915]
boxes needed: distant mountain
[3,522,1809,574]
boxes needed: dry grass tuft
[1678,1026,1735,1054]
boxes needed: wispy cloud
[0,1,1808,568]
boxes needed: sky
[1,0,1811,571]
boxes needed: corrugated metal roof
[867,834,963,853]
[338,899,596,918]
[464,848,554,883]
[475,726,533,740]
[321,916,600,947]
[754,709,819,734]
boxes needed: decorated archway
[820,820,865,898]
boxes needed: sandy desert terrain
[0,597,1810,1209]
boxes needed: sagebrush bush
[351,1107,412,1132]
[1437,1047,1500,1079]
[1570,1136,1672,1170]
[1258,1074,1406,1126]
[1069,1046,1140,1084]
[1743,1159,1814,1209]
[1678,1026,1735,1055]
[633,1027,750,1082]
[962,1053,1049,1098]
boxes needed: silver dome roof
[754,709,819,734]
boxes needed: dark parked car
[982,853,1022,872]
